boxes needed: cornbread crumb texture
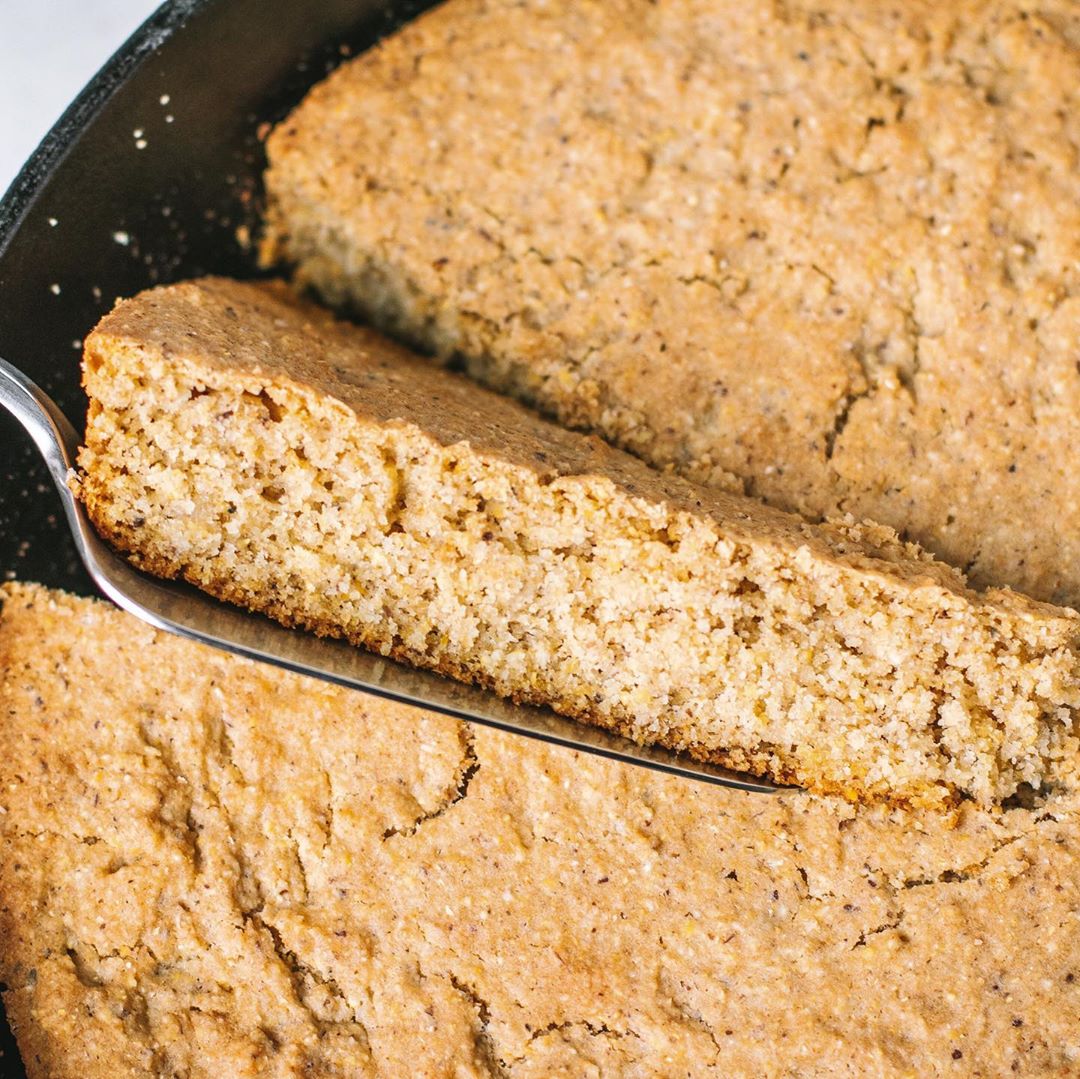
[3,584,1080,1078]
[264,0,1080,607]
[76,278,1080,807]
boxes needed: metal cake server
[0,356,779,794]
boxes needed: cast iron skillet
[0,1,438,1070]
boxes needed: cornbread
[263,0,1080,607]
[74,277,1080,808]
[4,582,1080,1077]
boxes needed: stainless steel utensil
[0,355,779,794]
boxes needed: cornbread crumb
[263,0,1080,608]
[3,583,1080,1077]
[75,277,1080,807]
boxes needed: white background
[0,0,161,194]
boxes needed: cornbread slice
[4,582,1080,1078]
[263,0,1080,608]
[74,277,1080,808]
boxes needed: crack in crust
[252,914,371,1050]
[898,834,1026,891]
[382,723,481,841]
[447,973,512,1078]
[519,1017,642,1057]
[656,965,722,1056]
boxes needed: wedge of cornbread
[4,582,1080,1077]
[73,277,1080,807]
[263,0,1080,609]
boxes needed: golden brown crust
[3,583,1080,1076]
[264,0,1080,608]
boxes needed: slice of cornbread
[75,277,1080,807]
[4,582,1080,1078]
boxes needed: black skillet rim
[0,0,207,253]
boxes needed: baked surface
[75,277,1080,806]
[3,581,1080,1077]
[264,0,1080,607]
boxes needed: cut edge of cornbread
[74,277,1080,808]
